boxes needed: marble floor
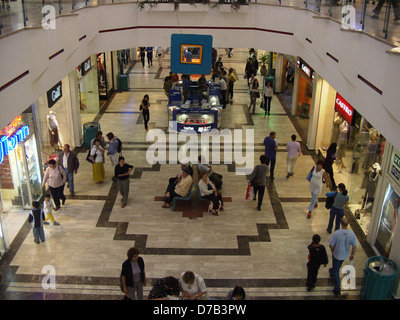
[0,48,373,300]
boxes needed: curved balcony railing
[0,0,399,47]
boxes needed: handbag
[86,149,96,164]
[306,166,314,181]
[255,91,260,98]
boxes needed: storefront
[34,74,83,166]
[97,52,116,100]
[77,55,100,125]
[0,107,43,211]
[310,79,386,236]
[294,57,315,119]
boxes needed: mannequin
[362,162,380,211]
[47,111,62,149]
[363,128,380,170]
[336,120,349,172]
[332,112,342,143]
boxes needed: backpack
[116,138,122,154]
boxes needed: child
[306,234,329,291]
[28,201,46,244]
[43,194,60,226]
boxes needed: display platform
[168,81,222,133]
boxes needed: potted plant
[259,54,268,76]
[216,0,249,12]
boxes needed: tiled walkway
[0,48,371,300]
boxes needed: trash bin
[118,74,129,91]
[83,122,100,149]
[360,256,399,300]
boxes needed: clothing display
[47,111,61,148]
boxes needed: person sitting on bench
[197,155,223,190]
[198,171,223,215]
[162,166,193,208]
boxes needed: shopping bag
[246,183,254,200]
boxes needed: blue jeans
[327,206,344,233]
[330,255,344,293]
[33,227,45,243]
[64,168,74,193]
[308,192,319,211]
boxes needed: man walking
[285,134,301,178]
[57,144,79,196]
[328,217,357,296]
[106,132,120,178]
[263,131,278,180]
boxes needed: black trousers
[49,185,66,208]
[306,262,321,289]
[253,185,265,209]
[323,163,336,190]
[164,180,179,204]
[228,82,234,99]
[204,193,223,210]
[220,90,227,108]
[265,158,276,179]
[143,109,150,129]
[264,96,272,114]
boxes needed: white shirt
[90,145,104,163]
[43,200,54,214]
[263,86,273,97]
[156,47,164,55]
[219,79,227,91]
[179,273,207,296]
[63,152,69,169]
[309,167,325,195]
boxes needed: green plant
[216,0,248,12]
[259,54,268,66]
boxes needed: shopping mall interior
[1,1,400,303]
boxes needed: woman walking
[307,160,331,218]
[263,80,273,117]
[90,138,106,185]
[248,155,268,211]
[115,156,134,208]
[120,247,146,300]
[249,74,259,114]
[141,94,150,130]
[42,159,66,211]
[326,183,349,233]
[323,143,337,191]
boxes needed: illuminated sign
[0,126,30,164]
[335,93,354,124]
[47,81,63,108]
[297,58,314,81]
[81,57,92,76]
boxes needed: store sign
[297,58,314,80]
[335,93,354,124]
[81,57,92,76]
[389,152,400,183]
[47,81,62,108]
[0,126,30,165]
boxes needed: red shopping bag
[245,183,254,200]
